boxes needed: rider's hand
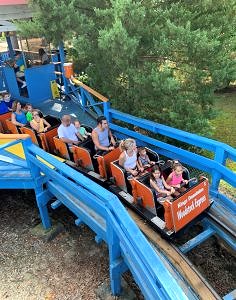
[132,170,138,176]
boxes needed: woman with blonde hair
[30,109,51,133]
[118,138,140,176]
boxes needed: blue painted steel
[51,199,62,209]
[2,66,19,97]
[0,66,5,91]
[110,123,236,189]
[0,51,10,65]
[6,36,14,59]
[58,42,69,95]
[179,227,215,253]
[79,87,86,108]
[223,289,236,300]
[24,64,56,103]
[103,101,111,122]
[75,218,83,226]
[78,87,103,115]
[95,235,103,244]
[0,138,35,189]
[202,219,236,252]
[2,63,56,103]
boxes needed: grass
[211,92,236,148]
[211,91,236,200]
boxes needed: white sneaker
[21,81,27,88]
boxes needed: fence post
[58,42,70,95]
[79,87,86,111]
[103,101,111,122]
[22,139,52,229]
[6,35,14,59]
[211,146,227,192]
[107,218,124,296]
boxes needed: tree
[18,0,236,136]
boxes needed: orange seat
[133,174,157,209]
[110,160,127,192]
[0,121,3,133]
[53,135,71,160]
[72,138,95,171]
[72,143,94,171]
[39,127,58,153]
[19,126,39,145]
[5,118,20,134]
[96,147,121,179]
[0,112,11,132]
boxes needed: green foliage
[211,93,236,148]
[18,0,236,136]
[17,0,83,44]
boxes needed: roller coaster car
[131,173,210,235]
[55,135,211,237]
[0,111,11,132]
[109,154,211,236]
[20,116,61,152]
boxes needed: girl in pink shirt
[166,163,189,195]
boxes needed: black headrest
[78,138,96,155]
[44,115,61,127]
[138,173,151,186]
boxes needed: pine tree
[18,0,236,135]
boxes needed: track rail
[207,209,236,240]
[127,207,220,300]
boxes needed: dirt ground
[0,189,112,300]
[187,236,236,297]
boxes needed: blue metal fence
[99,102,236,202]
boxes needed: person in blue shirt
[3,92,13,111]
[15,52,24,68]
[11,100,27,127]
[0,94,9,115]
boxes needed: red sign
[171,180,210,232]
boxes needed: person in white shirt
[119,138,140,177]
[57,115,84,146]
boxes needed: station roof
[0,1,32,22]
[0,1,28,5]
[0,20,17,32]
